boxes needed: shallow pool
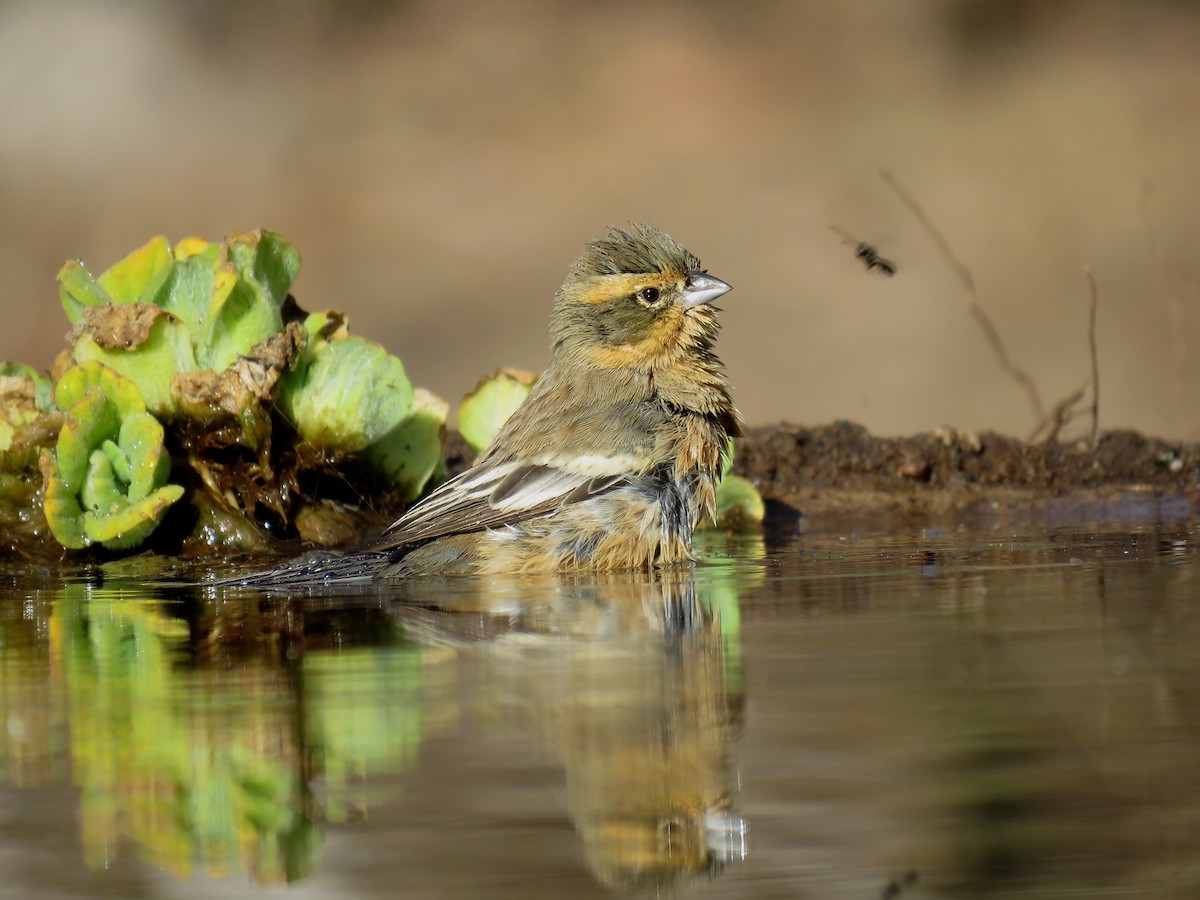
[1,513,1197,898]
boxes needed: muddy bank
[733,421,1199,524]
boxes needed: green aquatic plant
[65,234,443,491]
[56,232,449,484]
[303,643,428,823]
[63,234,288,381]
[712,440,765,531]
[457,368,538,454]
[39,361,183,550]
[277,310,447,499]
[60,231,300,426]
[0,362,54,470]
[363,387,449,501]
[40,230,447,547]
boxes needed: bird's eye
[637,286,661,305]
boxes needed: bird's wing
[361,459,630,553]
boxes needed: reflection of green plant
[55,585,321,883]
[39,362,183,549]
[694,531,765,690]
[303,645,428,823]
[55,587,193,874]
[53,582,434,884]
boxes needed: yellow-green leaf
[362,388,448,500]
[58,261,114,325]
[457,369,537,454]
[83,484,183,549]
[39,449,88,548]
[712,474,765,531]
[97,235,172,304]
[278,336,414,454]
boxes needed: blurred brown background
[2,0,1198,439]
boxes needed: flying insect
[830,226,897,277]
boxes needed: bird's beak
[682,272,732,308]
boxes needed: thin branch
[881,169,1046,426]
[1083,265,1100,449]
[1029,383,1088,445]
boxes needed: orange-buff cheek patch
[576,274,646,305]
[587,311,683,369]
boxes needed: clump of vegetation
[1,230,447,555]
[40,361,183,550]
[0,362,54,470]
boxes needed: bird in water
[230,223,740,585]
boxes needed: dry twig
[880,169,1046,427]
[1029,383,1089,445]
[1083,265,1100,449]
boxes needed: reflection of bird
[229,224,741,584]
[830,226,897,277]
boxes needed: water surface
[1,515,1197,898]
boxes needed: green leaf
[0,362,36,380]
[97,235,172,304]
[713,474,765,531]
[243,230,301,304]
[202,231,298,372]
[39,449,88,549]
[45,362,181,551]
[143,256,217,341]
[55,360,146,419]
[279,336,414,454]
[72,315,196,416]
[0,363,51,461]
[83,484,184,550]
[173,237,220,261]
[58,261,114,325]
[362,388,448,500]
[118,411,169,504]
[56,388,119,493]
[0,362,53,413]
[457,369,537,454]
[81,447,125,514]
[99,438,131,485]
[203,274,282,372]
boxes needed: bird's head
[550,224,731,372]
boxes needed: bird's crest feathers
[568,223,700,282]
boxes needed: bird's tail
[210,549,393,588]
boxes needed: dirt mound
[735,421,1198,523]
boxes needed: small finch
[236,223,740,584]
